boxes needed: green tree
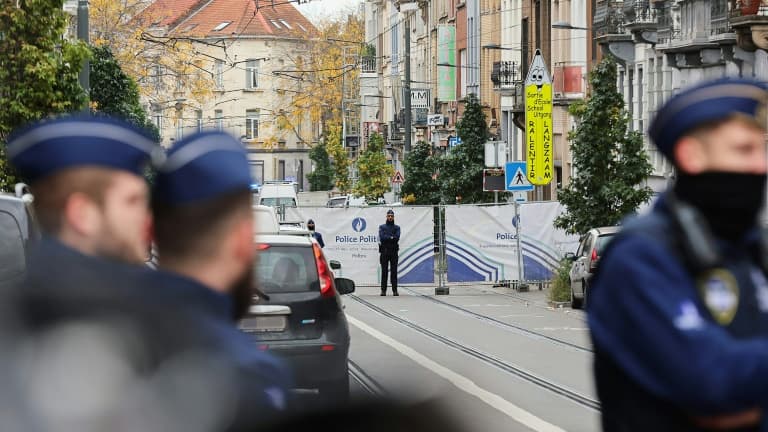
[0,0,90,190]
[325,123,351,193]
[401,141,441,205]
[354,132,394,200]
[90,45,159,140]
[441,93,492,203]
[307,141,334,191]
[554,57,653,235]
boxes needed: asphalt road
[345,284,599,432]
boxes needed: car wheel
[319,374,350,405]
[570,282,583,310]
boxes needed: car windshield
[260,197,297,208]
[327,198,346,207]
[255,245,318,293]
[596,234,616,254]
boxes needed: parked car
[243,233,355,402]
[0,187,38,290]
[253,204,280,234]
[565,226,619,309]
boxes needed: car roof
[593,226,620,235]
[255,234,314,246]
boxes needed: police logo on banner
[352,217,367,233]
[698,269,740,326]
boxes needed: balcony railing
[491,61,521,91]
[731,0,768,16]
[594,0,626,34]
[623,0,659,25]
[360,56,377,74]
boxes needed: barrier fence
[282,203,579,287]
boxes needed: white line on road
[347,314,567,432]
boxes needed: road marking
[347,314,567,432]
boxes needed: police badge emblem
[697,269,740,326]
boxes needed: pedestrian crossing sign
[505,162,534,192]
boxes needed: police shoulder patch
[697,268,740,326]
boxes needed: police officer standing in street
[150,130,292,428]
[307,219,324,248]
[589,77,768,431]
[378,209,400,296]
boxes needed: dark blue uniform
[589,196,768,431]
[17,238,291,430]
[378,221,400,295]
[312,231,325,248]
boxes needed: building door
[278,160,286,180]
[297,160,304,191]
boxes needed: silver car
[565,226,619,309]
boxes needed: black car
[243,234,355,403]
[0,192,37,290]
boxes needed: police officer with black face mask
[589,77,768,431]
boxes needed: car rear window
[595,234,615,254]
[0,210,26,281]
[260,197,297,208]
[255,245,318,293]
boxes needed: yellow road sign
[524,50,553,186]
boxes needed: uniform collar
[148,270,234,320]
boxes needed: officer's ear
[674,135,708,174]
[64,192,103,237]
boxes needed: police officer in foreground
[5,116,171,429]
[589,77,768,431]
[150,130,292,429]
[378,209,400,296]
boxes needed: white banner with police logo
[445,204,578,282]
[285,207,434,285]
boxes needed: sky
[296,0,363,22]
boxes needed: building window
[196,110,203,132]
[278,160,286,180]
[153,110,163,131]
[245,109,260,139]
[176,71,184,92]
[176,119,183,141]
[215,109,223,131]
[215,60,224,88]
[246,59,259,89]
[459,49,467,97]
[251,161,264,184]
[152,64,164,91]
[213,21,231,31]
[279,19,292,29]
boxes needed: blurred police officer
[378,209,400,296]
[5,116,169,430]
[589,77,768,431]
[151,130,292,429]
[307,219,325,248]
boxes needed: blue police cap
[7,116,161,182]
[648,77,768,160]
[387,209,394,215]
[154,131,252,205]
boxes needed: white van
[258,181,298,208]
[326,194,367,208]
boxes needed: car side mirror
[564,252,576,261]
[330,260,342,270]
[335,278,355,295]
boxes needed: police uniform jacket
[589,195,768,432]
[18,237,291,431]
[378,223,400,255]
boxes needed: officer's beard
[230,265,255,321]
[674,172,767,241]
[386,219,394,226]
